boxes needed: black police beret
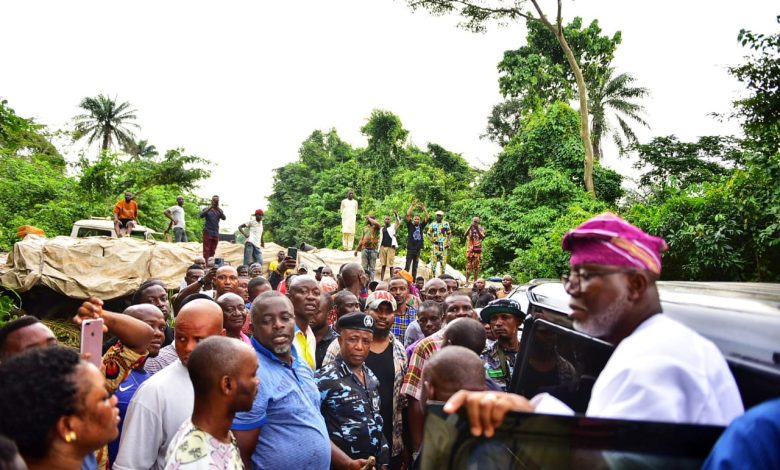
[337,312,374,333]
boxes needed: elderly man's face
[567,264,632,341]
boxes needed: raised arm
[421,203,429,222]
[406,200,416,222]
[393,210,401,229]
[73,297,154,354]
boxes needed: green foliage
[632,135,745,190]
[0,98,211,250]
[266,112,477,260]
[731,19,780,155]
[498,18,621,110]
[480,102,622,204]
[73,94,139,152]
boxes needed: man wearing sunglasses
[443,213,743,431]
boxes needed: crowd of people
[0,200,775,469]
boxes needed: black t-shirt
[381,227,393,247]
[406,220,427,253]
[364,342,394,450]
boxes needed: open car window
[421,403,725,470]
[508,318,614,413]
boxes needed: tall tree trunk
[534,7,596,196]
[592,120,603,163]
[101,125,111,151]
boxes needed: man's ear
[220,375,233,396]
[423,380,434,404]
[626,271,650,300]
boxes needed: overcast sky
[1,1,776,231]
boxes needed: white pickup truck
[70,217,156,240]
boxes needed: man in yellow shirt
[287,275,319,369]
[113,191,138,237]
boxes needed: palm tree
[126,139,158,160]
[74,94,139,152]
[589,68,650,161]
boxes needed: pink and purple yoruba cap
[562,212,668,274]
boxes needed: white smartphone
[80,318,104,368]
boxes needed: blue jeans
[244,242,262,267]
[362,248,378,282]
[173,227,187,242]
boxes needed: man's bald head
[442,318,486,355]
[340,263,364,287]
[175,299,225,366]
[187,336,252,396]
[423,346,486,403]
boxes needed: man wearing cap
[443,213,744,430]
[316,312,390,468]
[323,291,407,468]
[238,209,265,268]
[427,210,451,277]
[479,298,524,391]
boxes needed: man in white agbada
[340,189,358,251]
[442,213,743,436]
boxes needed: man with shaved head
[164,337,258,469]
[105,304,168,467]
[115,299,225,470]
[423,346,486,404]
[403,293,477,456]
[339,262,368,310]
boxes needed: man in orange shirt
[114,191,138,237]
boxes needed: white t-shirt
[533,314,744,426]
[244,219,263,247]
[167,205,186,229]
[164,419,243,470]
[115,360,194,470]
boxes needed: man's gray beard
[573,291,627,340]
[374,327,391,338]
[273,344,291,355]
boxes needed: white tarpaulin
[0,235,464,299]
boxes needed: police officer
[315,312,390,468]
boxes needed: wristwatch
[197,277,205,286]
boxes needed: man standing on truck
[163,196,187,242]
[200,195,225,260]
[340,189,358,251]
[113,191,138,237]
[238,209,265,267]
